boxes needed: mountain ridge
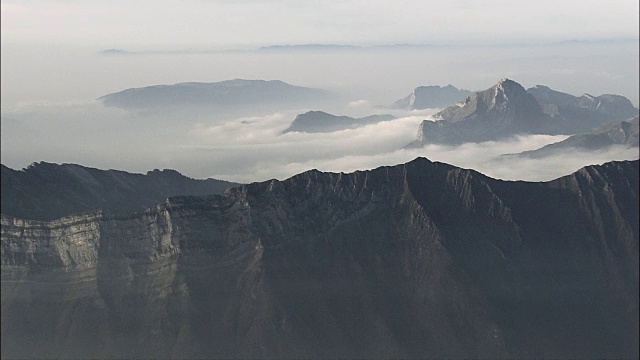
[1,162,239,221]
[503,116,639,158]
[2,157,637,358]
[99,79,335,111]
[408,79,638,147]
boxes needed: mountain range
[282,111,395,133]
[407,79,638,147]
[1,162,238,221]
[2,158,637,359]
[528,85,638,130]
[393,85,472,110]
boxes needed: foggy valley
[2,41,639,183]
[1,0,639,358]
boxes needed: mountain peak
[408,79,562,146]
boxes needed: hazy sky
[2,0,638,46]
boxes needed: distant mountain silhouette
[282,111,395,133]
[1,162,239,221]
[527,85,638,132]
[258,44,360,52]
[393,85,472,110]
[503,116,639,159]
[99,79,335,111]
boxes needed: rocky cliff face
[2,158,638,359]
[1,162,239,221]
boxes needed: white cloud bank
[2,101,636,184]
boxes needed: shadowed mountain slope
[1,162,239,221]
[2,158,638,359]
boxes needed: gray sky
[1,0,638,47]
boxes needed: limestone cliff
[2,158,638,358]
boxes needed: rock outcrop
[2,158,638,359]
[1,162,238,221]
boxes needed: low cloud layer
[2,101,637,185]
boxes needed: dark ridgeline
[2,158,638,359]
[1,162,239,221]
[282,111,395,133]
[407,79,639,147]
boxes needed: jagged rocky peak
[433,78,544,122]
[404,78,558,147]
[479,78,537,111]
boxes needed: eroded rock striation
[2,158,638,359]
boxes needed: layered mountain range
[2,158,638,359]
[1,162,238,221]
[281,111,395,133]
[408,79,638,147]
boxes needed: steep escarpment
[2,158,638,358]
[1,162,239,221]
